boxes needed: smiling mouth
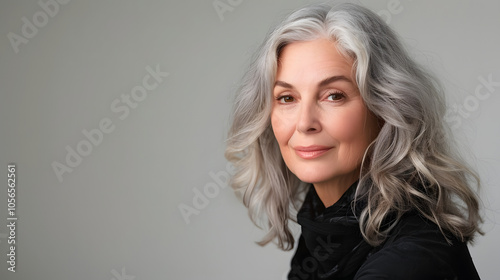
[293,146,333,159]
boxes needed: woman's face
[271,38,380,189]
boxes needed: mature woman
[225,3,482,279]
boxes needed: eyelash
[326,91,345,101]
[276,91,345,103]
[276,95,294,103]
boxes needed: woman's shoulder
[354,213,481,280]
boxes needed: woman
[225,3,482,279]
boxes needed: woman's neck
[312,173,359,207]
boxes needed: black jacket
[288,184,480,280]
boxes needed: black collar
[294,181,373,279]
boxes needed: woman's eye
[278,96,295,103]
[327,92,344,101]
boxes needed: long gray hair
[225,2,482,250]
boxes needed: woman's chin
[294,172,334,185]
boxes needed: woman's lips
[293,145,333,159]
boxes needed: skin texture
[271,38,380,207]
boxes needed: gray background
[0,0,499,279]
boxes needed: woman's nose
[296,100,321,134]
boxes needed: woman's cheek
[271,113,288,145]
[272,109,295,139]
[328,109,365,142]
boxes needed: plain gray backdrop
[0,0,499,279]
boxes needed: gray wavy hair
[225,2,482,250]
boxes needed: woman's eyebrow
[274,80,294,89]
[317,75,352,87]
[274,75,352,89]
